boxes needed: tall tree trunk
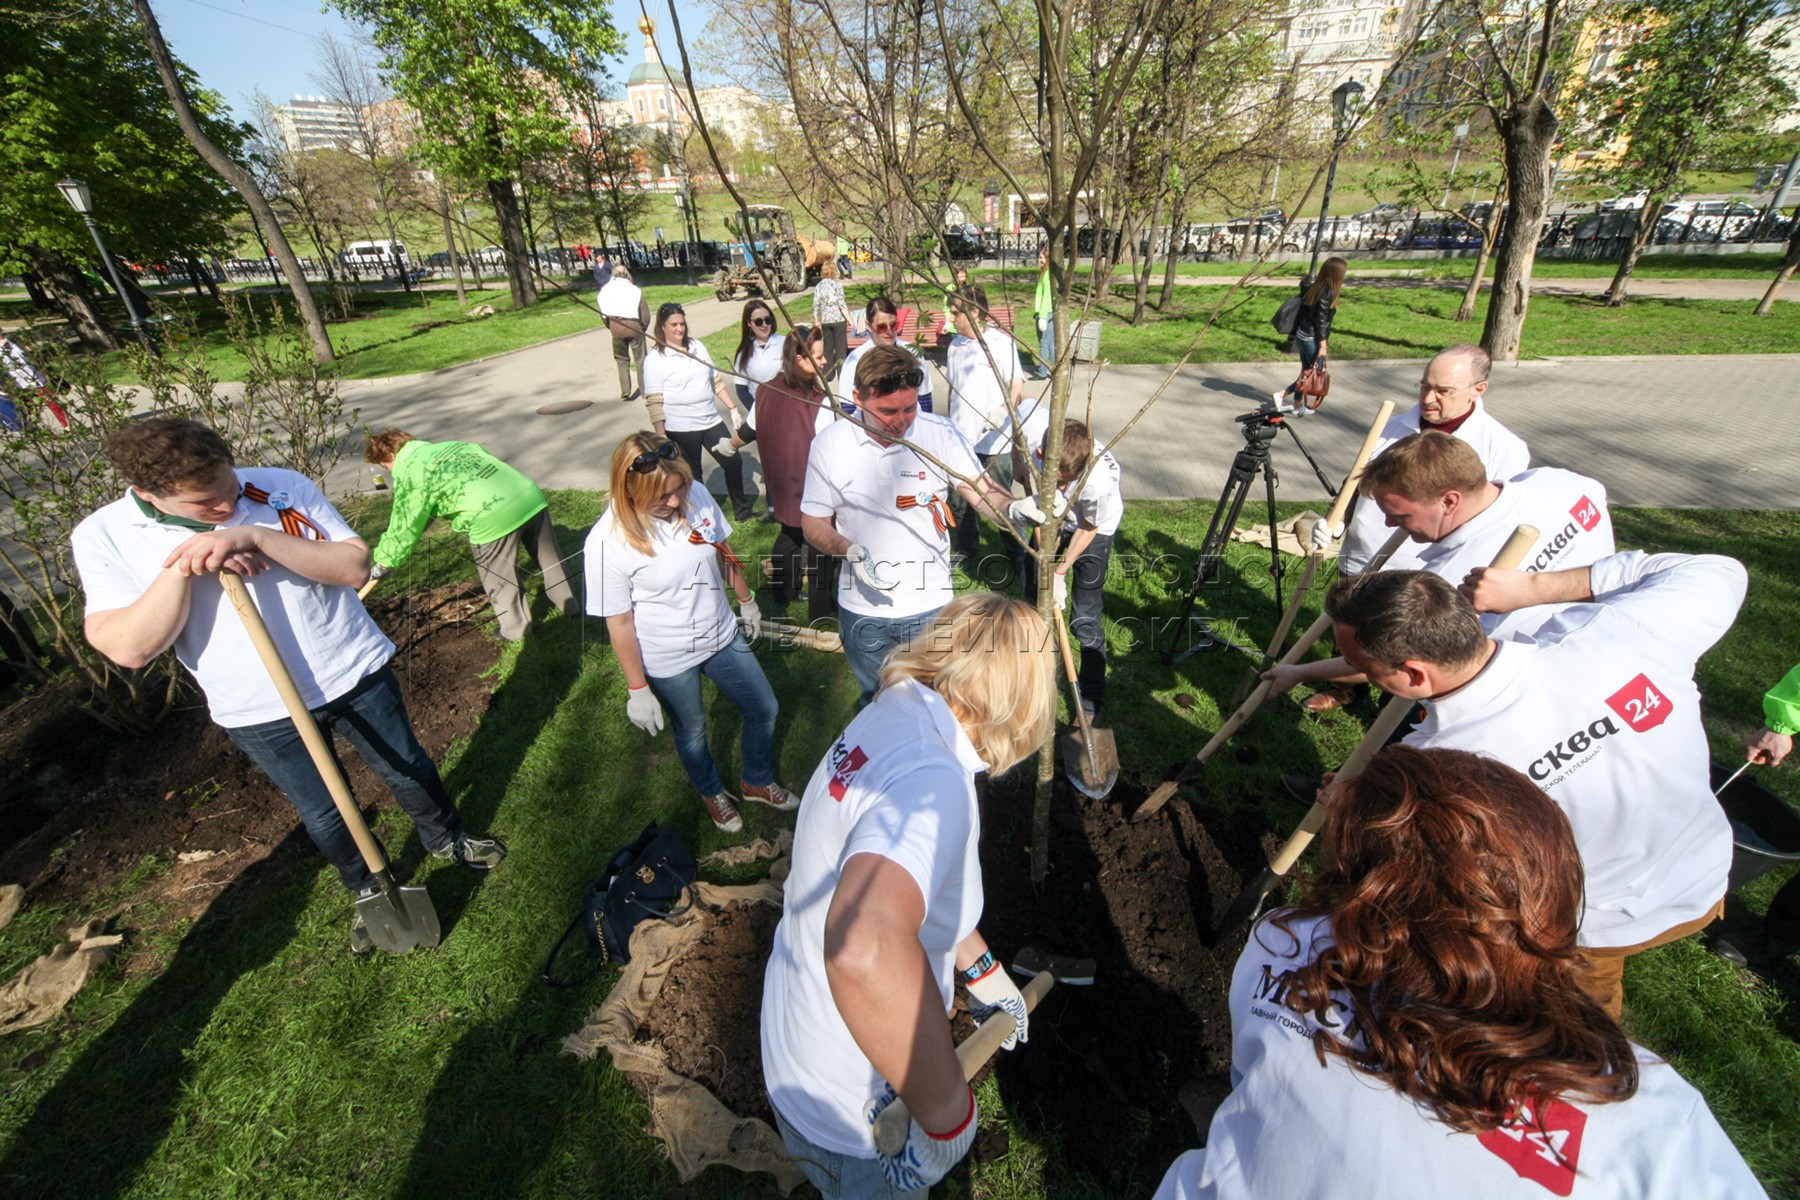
[21,271,51,310]
[115,265,156,319]
[1482,95,1558,363]
[1131,193,1162,325]
[130,0,334,363]
[1158,192,1188,311]
[1458,177,1508,322]
[1604,186,1671,307]
[440,185,467,306]
[1754,215,1800,315]
[487,176,537,308]
[28,245,119,351]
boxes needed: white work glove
[965,961,1030,1049]
[736,596,761,638]
[369,563,391,579]
[846,544,896,591]
[709,435,738,459]
[865,1084,978,1193]
[1008,496,1048,528]
[625,685,665,736]
[1309,519,1339,553]
[1052,570,1069,610]
[727,405,744,433]
[1036,317,1048,334]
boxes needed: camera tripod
[1161,407,1340,664]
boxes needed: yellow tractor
[714,205,832,300]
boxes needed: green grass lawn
[0,493,1796,1196]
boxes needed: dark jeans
[1284,332,1319,401]
[821,322,848,380]
[669,422,753,521]
[646,634,778,797]
[772,523,837,622]
[1024,531,1114,714]
[840,606,942,707]
[225,665,461,893]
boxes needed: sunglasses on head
[868,367,925,397]
[630,440,680,473]
[659,304,685,318]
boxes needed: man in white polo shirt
[946,286,1047,562]
[802,343,1021,704]
[1267,552,1746,1019]
[1334,343,1530,575]
[1359,430,1614,640]
[72,418,505,955]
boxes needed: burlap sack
[0,918,122,1036]
[1231,508,1333,558]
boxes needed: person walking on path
[761,593,1056,1199]
[1279,256,1345,410]
[585,432,794,834]
[642,302,754,521]
[598,265,649,403]
[74,418,505,955]
[363,429,578,641]
[733,299,787,410]
[1030,244,1054,381]
[1153,745,1763,1200]
[813,262,850,380]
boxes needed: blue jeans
[225,665,461,893]
[646,633,777,797]
[1036,314,1056,375]
[840,607,942,707]
[1285,331,1319,401]
[773,1107,925,1200]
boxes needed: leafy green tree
[332,0,624,309]
[0,0,241,349]
[1580,0,1794,305]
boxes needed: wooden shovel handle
[872,971,1056,1157]
[218,570,388,874]
[1322,399,1396,533]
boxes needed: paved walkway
[322,294,1800,511]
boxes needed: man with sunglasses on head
[838,297,936,414]
[802,344,1023,705]
[1333,343,1530,576]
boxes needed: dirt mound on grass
[0,583,498,932]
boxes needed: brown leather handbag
[1293,355,1330,409]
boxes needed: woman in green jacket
[365,429,578,639]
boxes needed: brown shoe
[1302,683,1357,713]
[740,780,798,812]
[700,791,744,833]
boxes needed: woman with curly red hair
[1154,746,1761,1199]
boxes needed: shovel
[1054,603,1118,799]
[219,570,441,954]
[1210,524,1540,941]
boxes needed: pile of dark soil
[0,584,498,931]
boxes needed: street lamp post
[1306,79,1365,279]
[55,177,152,346]
[1442,121,1471,209]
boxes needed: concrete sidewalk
[324,308,1800,511]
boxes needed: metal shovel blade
[356,869,442,954]
[1061,723,1120,800]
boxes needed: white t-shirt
[737,334,786,392]
[597,278,644,321]
[643,341,724,433]
[1035,440,1124,537]
[1408,552,1747,948]
[800,412,983,618]
[761,679,988,1156]
[841,338,935,409]
[72,469,393,728]
[584,482,738,677]
[1154,913,1765,1200]
[947,328,1046,455]
[1340,399,1531,574]
[1410,467,1614,640]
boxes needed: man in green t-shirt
[365,429,578,639]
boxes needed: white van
[340,240,407,271]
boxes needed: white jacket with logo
[1406,551,1747,948]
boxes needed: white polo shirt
[72,469,393,729]
[1410,467,1614,640]
[736,333,786,394]
[643,341,723,433]
[1036,440,1124,537]
[585,482,738,677]
[842,338,935,410]
[1407,552,1747,948]
[800,412,982,619]
[1153,913,1765,1200]
[1340,399,1530,574]
[947,327,1046,455]
[761,678,987,1156]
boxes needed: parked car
[425,250,463,270]
[1353,203,1415,223]
[1387,217,1484,251]
[1598,190,1649,212]
[940,225,986,260]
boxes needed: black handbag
[543,822,696,987]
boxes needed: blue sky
[151,0,715,121]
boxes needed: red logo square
[828,746,870,801]
[1569,495,1602,532]
[1478,1094,1586,1196]
[1605,672,1672,733]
